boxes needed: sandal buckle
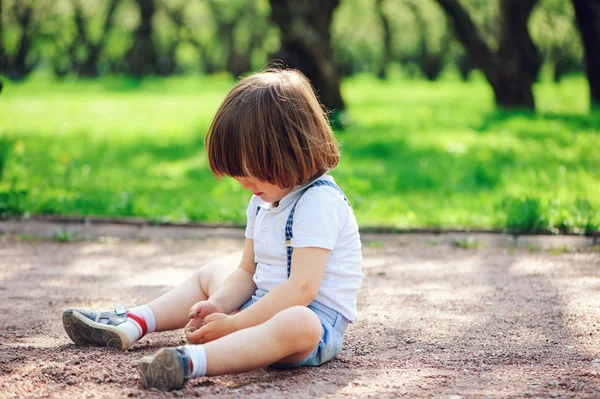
[114,304,127,315]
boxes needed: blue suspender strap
[285,180,350,278]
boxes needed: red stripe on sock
[127,312,148,339]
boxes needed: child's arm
[191,246,328,343]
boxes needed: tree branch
[572,0,600,105]
[97,0,120,50]
[434,0,497,79]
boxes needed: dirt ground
[0,222,599,398]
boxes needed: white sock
[179,345,207,378]
[128,305,156,333]
[114,305,156,346]
[117,320,143,345]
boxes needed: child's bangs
[206,104,251,179]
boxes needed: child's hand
[186,313,236,344]
[188,300,222,320]
[184,301,223,342]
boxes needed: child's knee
[272,306,322,348]
[196,260,237,297]
[195,263,221,297]
[195,267,211,293]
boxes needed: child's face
[234,176,292,203]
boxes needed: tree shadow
[348,244,600,397]
[340,130,510,196]
[478,109,600,134]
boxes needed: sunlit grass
[0,74,598,234]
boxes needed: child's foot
[62,305,149,351]
[139,348,192,391]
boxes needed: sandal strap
[95,305,129,326]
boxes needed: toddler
[62,68,363,391]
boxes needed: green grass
[455,237,481,249]
[51,228,77,243]
[364,240,384,248]
[0,74,599,234]
[19,234,41,242]
[547,245,571,256]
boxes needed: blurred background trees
[269,0,345,114]
[0,0,593,110]
[436,0,542,109]
[1,0,598,233]
[571,0,600,108]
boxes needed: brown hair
[204,68,339,188]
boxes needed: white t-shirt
[244,174,363,322]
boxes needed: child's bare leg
[148,252,240,331]
[203,306,322,375]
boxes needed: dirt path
[0,225,599,398]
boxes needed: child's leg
[63,252,240,350]
[148,254,239,331]
[204,306,322,374]
[139,306,322,390]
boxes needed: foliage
[0,74,597,234]
[502,196,547,234]
[332,0,583,80]
[0,136,26,217]
[455,237,480,249]
[2,0,277,78]
[0,0,585,80]
[0,136,13,180]
[51,228,76,243]
[0,181,27,218]
[530,0,583,81]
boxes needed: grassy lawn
[0,74,598,234]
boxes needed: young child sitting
[62,68,363,391]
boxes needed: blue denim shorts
[241,289,349,368]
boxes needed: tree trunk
[72,1,97,77]
[269,0,345,113]
[126,0,157,76]
[164,3,216,75]
[212,2,244,77]
[457,52,474,81]
[0,0,5,84]
[375,0,392,79]
[553,54,580,83]
[69,0,119,77]
[222,20,239,76]
[159,3,187,76]
[86,0,119,77]
[495,0,541,109]
[207,1,264,78]
[406,1,450,81]
[226,8,264,78]
[8,2,35,80]
[0,0,4,67]
[571,0,600,108]
[435,0,541,109]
